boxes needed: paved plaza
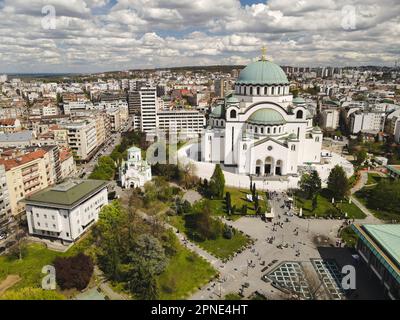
[189,191,385,300]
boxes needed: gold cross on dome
[261,46,267,61]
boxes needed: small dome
[293,97,306,104]
[226,95,239,104]
[288,133,297,140]
[313,126,322,132]
[247,108,286,125]
[237,60,289,85]
[210,105,224,118]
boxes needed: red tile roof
[0,149,47,171]
[59,149,72,162]
[0,118,17,126]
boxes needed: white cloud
[0,0,399,72]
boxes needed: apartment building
[0,118,22,133]
[350,111,386,134]
[139,86,158,134]
[157,109,206,135]
[128,91,141,115]
[0,148,56,216]
[0,165,12,226]
[63,120,97,162]
[106,108,122,132]
[60,149,76,180]
[25,180,108,243]
[321,108,340,130]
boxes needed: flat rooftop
[25,180,108,208]
[386,165,400,175]
[363,224,400,267]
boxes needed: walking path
[93,267,129,300]
[350,170,385,224]
[136,209,224,269]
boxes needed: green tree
[327,165,349,200]
[209,164,225,199]
[355,150,367,166]
[299,171,321,199]
[226,192,232,214]
[367,180,400,214]
[312,195,318,211]
[125,263,159,300]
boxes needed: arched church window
[267,127,270,134]
[261,127,264,134]
[230,109,237,119]
[243,144,247,150]
[271,87,275,95]
[315,137,320,142]
[250,87,253,95]
[291,145,296,151]
[273,127,276,134]
[296,110,303,119]
[257,87,260,95]
[264,87,268,95]
[255,127,258,134]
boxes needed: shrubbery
[54,253,94,290]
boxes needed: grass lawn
[225,293,242,300]
[209,187,269,221]
[199,231,250,260]
[366,173,385,185]
[337,201,366,219]
[354,188,400,221]
[295,189,366,219]
[0,243,64,291]
[0,234,93,293]
[295,191,332,217]
[169,215,251,260]
[158,242,217,300]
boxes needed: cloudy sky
[0,0,399,73]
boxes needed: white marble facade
[202,59,323,177]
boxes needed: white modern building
[157,110,206,135]
[134,85,206,136]
[349,111,386,134]
[321,108,340,130]
[63,120,97,161]
[201,57,323,177]
[119,147,152,189]
[139,86,158,134]
[25,180,108,243]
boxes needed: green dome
[226,95,239,104]
[237,60,289,85]
[288,133,297,140]
[210,105,224,118]
[293,97,306,104]
[247,108,286,125]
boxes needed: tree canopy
[327,165,349,200]
[208,164,225,199]
[299,171,322,199]
[367,180,400,214]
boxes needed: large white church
[201,55,323,178]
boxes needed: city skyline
[0,0,399,73]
